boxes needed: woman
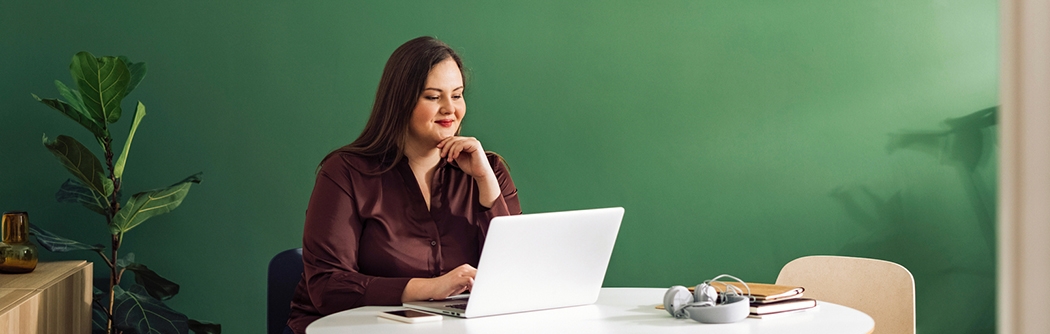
[286,37,521,333]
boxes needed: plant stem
[104,137,121,222]
[103,137,121,334]
[94,249,114,270]
[94,246,116,322]
[117,267,127,284]
[109,234,119,334]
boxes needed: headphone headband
[663,273,753,324]
[701,274,753,302]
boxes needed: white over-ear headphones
[662,274,752,323]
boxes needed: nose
[438,97,455,115]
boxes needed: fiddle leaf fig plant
[29,52,220,334]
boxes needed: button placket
[429,222,442,275]
[429,167,446,276]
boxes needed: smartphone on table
[378,309,443,323]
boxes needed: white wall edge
[999,0,1050,333]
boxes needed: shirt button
[430,240,437,246]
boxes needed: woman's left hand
[437,136,494,181]
[438,136,501,208]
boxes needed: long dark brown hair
[322,36,465,173]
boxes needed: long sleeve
[300,158,410,314]
[473,154,522,239]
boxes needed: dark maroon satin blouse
[287,151,520,333]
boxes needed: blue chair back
[268,248,303,334]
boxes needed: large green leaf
[43,134,112,198]
[188,319,221,334]
[55,178,111,216]
[33,93,108,139]
[117,252,136,268]
[28,223,104,252]
[114,102,146,180]
[118,56,147,95]
[55,80,90,116]
[126,262,181,301]
[112,285,189,334]
[70,52,130,124]
[111,173,203,234]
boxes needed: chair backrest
[776,255,915,334]
[268,248,304,334]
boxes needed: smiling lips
[435,120,455,127]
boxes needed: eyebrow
[423,86,465,93]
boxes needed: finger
[448,141,464,161]
[437,136,454,148]
[452,285,468,296]
[456,263,477,274]
[461,138,482,160]
[447,139,469,162]
[450,139,479,162]
[457,139,478,157]
[448,276,471,296]
[439,137,456,157]
[442,137,469,160]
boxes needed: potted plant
[29,52,219,334]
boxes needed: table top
[307,287,874,334]
[0,261,89,290]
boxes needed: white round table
[306,287,874,334]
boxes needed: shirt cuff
[360,276,413,306]
[478,195,512,221]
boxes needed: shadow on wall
[830,107,997,333]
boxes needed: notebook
[704,282,805,303]
[403,207,624,318]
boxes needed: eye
[424,96,439,101]
[452,94,463,100]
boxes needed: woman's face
[407,58,465,147]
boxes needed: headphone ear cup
[694,283,718,305]
[663,286,693,318]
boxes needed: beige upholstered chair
[776,255,915,334]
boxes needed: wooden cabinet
[0,261,93,333]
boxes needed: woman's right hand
[402,264,477,301]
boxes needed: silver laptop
[403,207,624,318]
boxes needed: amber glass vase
[0,211,38,273]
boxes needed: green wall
[1,1,997,332]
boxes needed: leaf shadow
[829,106,998,333]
